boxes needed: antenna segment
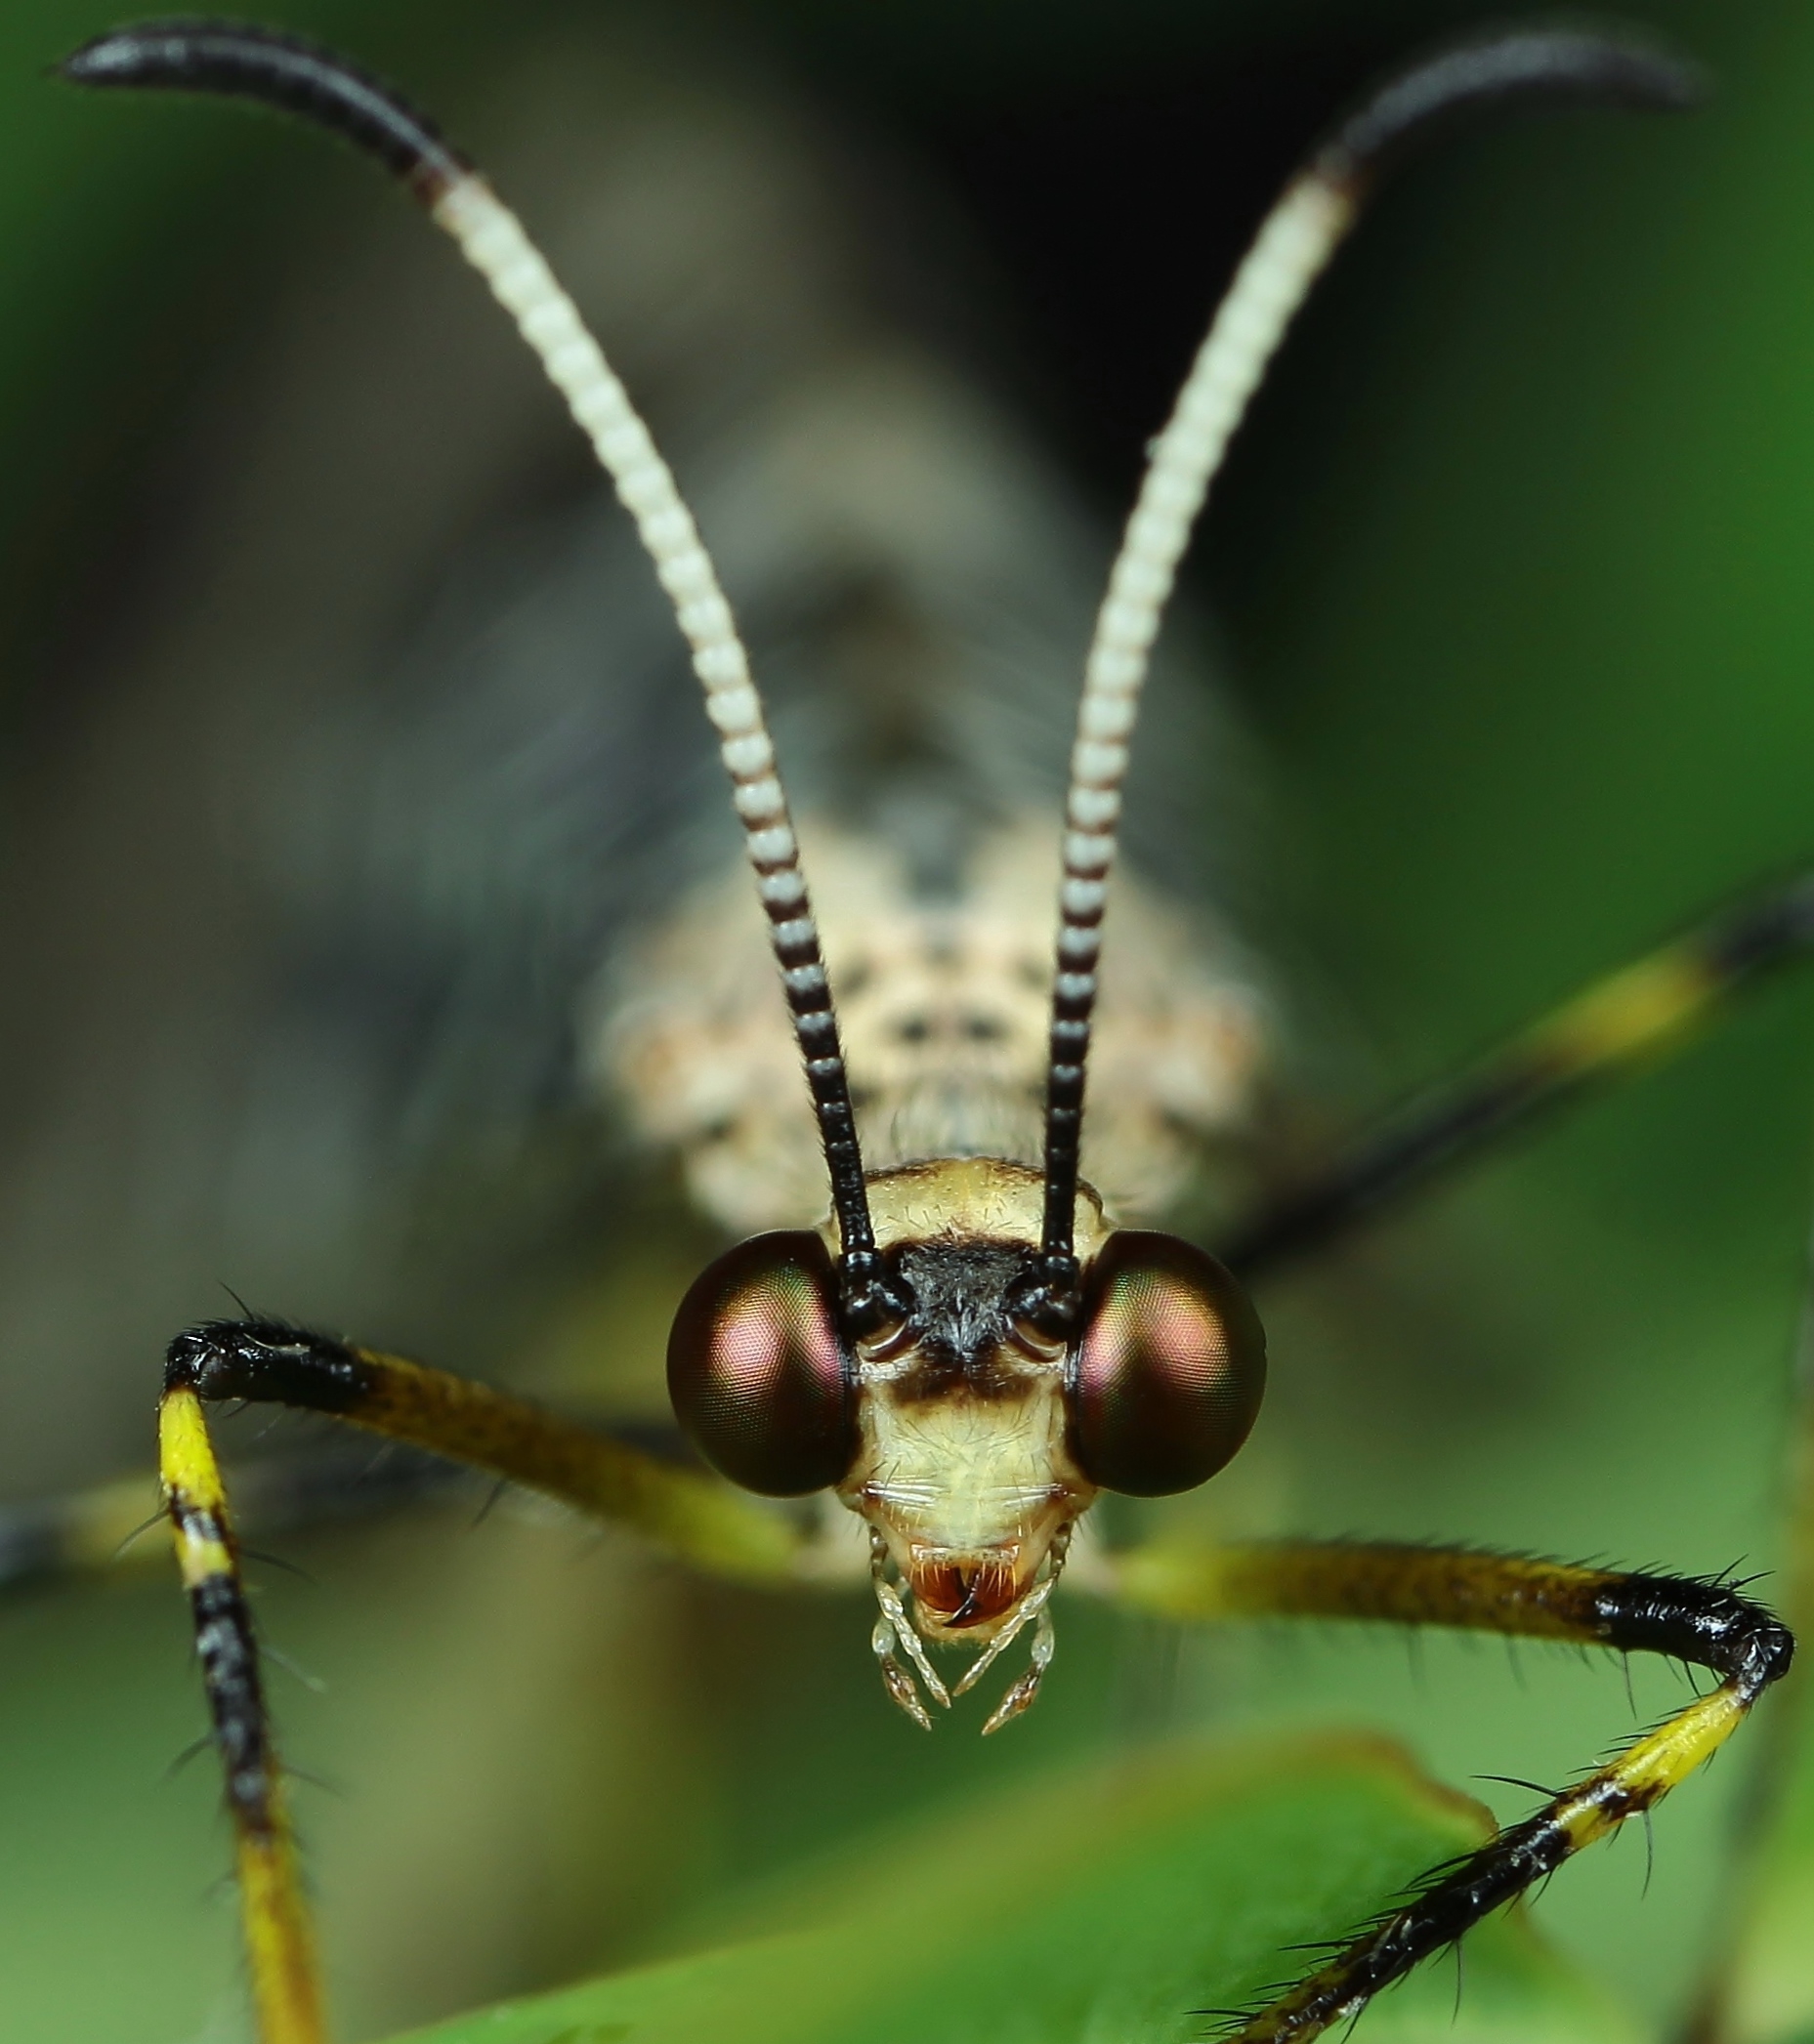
[1034,27,1700,1299]
[63,21,899,1319]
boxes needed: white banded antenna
[63,21,899,1317]
[1032,27,1702,1294]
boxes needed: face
[667,1155,1268,1707]
[837,1164,1109,1648]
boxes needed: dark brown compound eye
[667,1231,856,1496]
[1066,1231,1266,1497]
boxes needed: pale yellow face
[841,1339,1092,1645]
[830,1158,1107,1646]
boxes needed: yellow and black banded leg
[1221,870,1814,1280]
[160,1387,323,2044]
[158,1316,805,2044]
[1104,1539,1794,2044]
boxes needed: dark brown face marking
[885,1240,1044,1394]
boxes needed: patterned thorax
[602,819,1263,1235]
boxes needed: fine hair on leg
[1104,1537,1793,2044]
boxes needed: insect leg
[1220,870,1814,1279]
[161,1319,801,1584]
[1101,1537,1793,2044]
[159,1382,322,2044]
[155,1317,808,2044]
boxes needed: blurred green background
[2,1,1814,2041]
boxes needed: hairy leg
[157,1316,808,2044]
[1100,1537,1793,2044]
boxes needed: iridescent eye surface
[1067,1231,1266,1497]
[667,1231,856,1496]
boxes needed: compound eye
[667,1231,856,1496]
[1068,1231,1266,1497]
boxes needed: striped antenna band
[63,21,899,1319]
[1034,27,1700,1296]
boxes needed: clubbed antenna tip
[1318,27,1706,189]
[61,19,470,196]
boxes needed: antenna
[63,21,901,1321]
[1033,27,1701,1308]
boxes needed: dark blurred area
[2,3,1813,2041]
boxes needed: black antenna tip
[60,20,471,198]
[1317,25,1707,188]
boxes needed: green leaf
[382,1731,1636,2044]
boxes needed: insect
[15,13,1808,2044]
